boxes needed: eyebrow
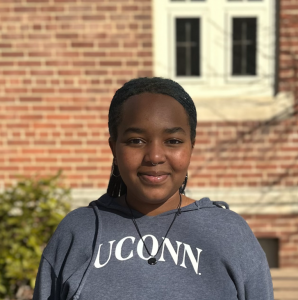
[164,127,186,135]
[123,127,186,135]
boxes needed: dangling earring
[111,158,120,177]
[179,173,188,195]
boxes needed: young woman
[33,77,274,300]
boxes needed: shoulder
[195,197,263,253]
[43,206,97,268]
[55,206,97,232]
[196,197,251,230]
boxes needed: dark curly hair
[107,77,197,197]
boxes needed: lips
[138,171,170,185]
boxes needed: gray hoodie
[33,194,273,300]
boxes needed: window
[232,17,257,76]
[153,0,275,99]
[176,18,200,76]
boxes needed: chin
[139,188,178,204]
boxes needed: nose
[144,141,166,166]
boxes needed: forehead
[119,92,190,133]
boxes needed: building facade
[0,0,297,268]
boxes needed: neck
[119,191,194,216]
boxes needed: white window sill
[193,92,294,121]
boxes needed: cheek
[116,147,140,171]
[171,148,192,170]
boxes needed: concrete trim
[70,187,298,214]
[195,92,294,122]
[186,187,298,214]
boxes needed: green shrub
[0,171,71,299]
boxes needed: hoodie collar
[92,194,217,218]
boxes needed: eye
[127,138,145,145]
[166,139,183,145]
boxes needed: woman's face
[109,92,194,209]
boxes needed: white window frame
[169,10,210,84]
[153,0,276,99]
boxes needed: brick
[6,88,28,94]
[41,6,65,12]
[23,166,46,172]
[9,157,32,163]
[1,52,23,57]
[46,114,70,120]
[31,88,55,93]
[46,60,69,66]
[58,70,81,76]
[2,70,26,76]
[0,97,14,102]
[19,114,43,120]
[0,43,12,48]
[18,61,42,67]
[33,123,56,129]
[28,52,52,57]
[75,149,97,154]
[8,140,30,146]
[30,70,53,76]
[122,5,139,11]
[0,61,14,66]
[48,149,71,154]
[97,42,119,48]
[85,70,108,75]
[61,157,84,163]
[59,88,82,93]
[96,5,117,11]
[73,61,96,67]
[0,8,11,13]
[76,166,98,171]
[56,33,78,39]
[0,166,20,171]
[6,122,30,129]
[34,140,56,146]
[61,140,82,145]
[35,157,57,163]
[82,15,105,21]
[14,7,37,12]
[19,97,42,102]
[60,123,83,128]
[32,106,55,111]
[99,61,122,66]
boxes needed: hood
[89,193,229,217]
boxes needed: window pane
[257,238,279,268]
[232,17,257,76]
[176,18,200,76]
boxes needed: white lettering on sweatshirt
[94,235,203,275]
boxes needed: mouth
[138,172,170,185]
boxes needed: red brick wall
[279,0,298,101]
[0,0,297,190]
[0,0,153,188]
[0,0,297,269]
[188,117,298,188]
[244,214,298,268]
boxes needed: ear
[191,138,195,150]
[108,138,117,164]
